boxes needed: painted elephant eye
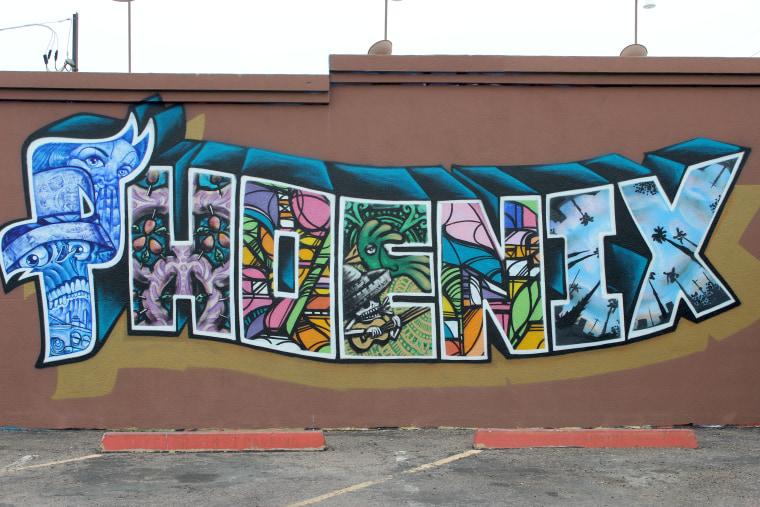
[70,146,109,171]
[70,241,92,260]
[21,245,51,269]
[364,243,377,255]
[85,155,105,168]
[117,165,133,178]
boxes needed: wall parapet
[2,56,760,106]
[0,72,330,104]
[329,55,760,87]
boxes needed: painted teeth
[46,278,91,309]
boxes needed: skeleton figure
[0,115,153,365]
[343,264,402,353]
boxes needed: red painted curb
[101,431,326,452]
[473,428,698,449]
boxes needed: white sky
[1,0,759,74]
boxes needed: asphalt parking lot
[1,427,759,506]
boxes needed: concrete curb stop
[473,428,698,449]
[101,431,326,452]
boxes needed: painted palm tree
[568,248,599,270]
[648,272,669,323]
[663,267,692,302]
[652,226,696,261]
[663,267,678,284]
[570,198,594,226]
[710,161,732,188]
[569,270,581,298]
[601,298,618,336]
[556,281,600,329]
[673,227,698,248]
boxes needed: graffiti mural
[0,114,153,364]
[618,149,739,338]
[439,198,546,360]
[129,167,235,340]
[0,100,748,367]
[340,199,434,359]
[548,186,624,350]
[240,179,334,357]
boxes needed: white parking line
[0,454,102,473]
[286,449,482,506]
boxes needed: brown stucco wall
[0,56,759,429]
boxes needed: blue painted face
[54,139,140,175]
[31,133,150,252]
[16,237,111,357]
[0,115,154,364]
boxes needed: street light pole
[370,0,403,55]
[634,0,638,45]
[384,0,389,40]
[127,0,131,72]
[72,12,78,71]
[113,0,133,73]
[621,0,656,57]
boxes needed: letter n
[439,198,547,359]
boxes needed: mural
[618,153,738,338]
[0,100,748,367]
[439,198,545,360]
[240,179,334,357]
[0,115,153,364]
[340,199,434,359]
[548,186,624,350]
[129,167,235,340]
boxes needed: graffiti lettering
[619,147,743,338]
[548,186,623,350]
[0,103,748,366]
[1,115,153,364]
[129,167,235,339]
[340,198,434,359]
[239,178,335,357]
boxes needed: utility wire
[0,18,71,32]
[0,18,74,71]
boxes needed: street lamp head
[643,0,656,8]
[620,43,648,57]
[368,40,392,55]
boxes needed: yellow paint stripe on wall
[53,186,760,399]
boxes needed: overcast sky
[1,0,759,75]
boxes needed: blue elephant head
[1,113,154,365]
